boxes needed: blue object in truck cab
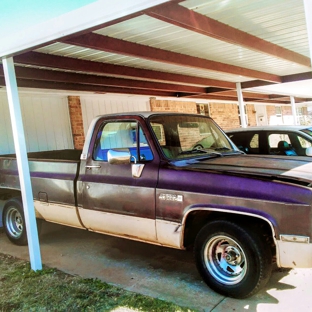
[94,146,153,162]
[94,129,153,161]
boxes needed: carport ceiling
[1,0,312,104]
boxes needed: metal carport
[1,0,312,270]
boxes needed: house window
[197,103,209,116]
[296,107,303,116]
[275,106,282,116]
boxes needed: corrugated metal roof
[92,13,309,76]
[182,0,309,56]
[1,0,312,101]
[36,42,251,82]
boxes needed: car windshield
[148,114,239,160]
[301,128,312,138]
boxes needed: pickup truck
[1,112,312,299]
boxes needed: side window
[93,121,153,162]
[228,132,258,154]
[268,133,291,148]
[249,134,259,148]
[297,136,312,148]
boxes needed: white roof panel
[93,14,310,76]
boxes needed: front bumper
[277,235,312,268]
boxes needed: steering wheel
[193,144,204,150]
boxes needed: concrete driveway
[1,222,312,311]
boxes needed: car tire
[2,197,42,246]
[194,220,272,298]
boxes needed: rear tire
[194,220,272,298]
[2,197,41,246]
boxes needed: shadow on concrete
[1,221,312,311]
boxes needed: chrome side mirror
[107,149,131,164]
[107,149,145,178]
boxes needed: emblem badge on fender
[159,193,183,202]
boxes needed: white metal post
[236,82,247,128]
[2,57,42,271]
[290,96,298,125]
[304,0,312,65]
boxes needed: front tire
[194,220,272,298]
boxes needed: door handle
[85,165,101,169]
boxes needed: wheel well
[0,189,21,201]
[183,210,275,255]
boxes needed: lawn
[0,253,196,312]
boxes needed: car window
[297,136,312,148]
[93,121,153,162]
[250,134,259,148]
[227,132,258,154]
[268,133,290,148]
[149,115,235,159]
[301,128,312,138]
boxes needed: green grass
[0,253,196,312]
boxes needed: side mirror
[305,147,312,157]
[107,148,131,164]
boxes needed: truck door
[78,117,159,243]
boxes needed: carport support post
[290,96,298,125]
[2,57,42,271]
[304,0,312,65]
[236,82,247,128]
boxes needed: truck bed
[0,149,82,161]
[0,149,82,205]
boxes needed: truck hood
[175,154,312,185]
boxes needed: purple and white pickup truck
[1,112,312,298]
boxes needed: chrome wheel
[195,221,272,298]
[5,206,24,239]
[204,235,247,285]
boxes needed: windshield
[149,114,239,160]
[301,128,312,138]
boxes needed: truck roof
[94,111,198,119]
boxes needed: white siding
[0,94,73,154]
[80,94,150,135]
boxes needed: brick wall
[209,103,240,129]
[266,105,293,125]
[150,97,197,113]
[266,105,276,121]
[67,96,258,150]
[68,96,85,150]
[282,106,292,116]
[246,104,257,127]
[150,98,257,129]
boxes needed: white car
[226,125,312,156]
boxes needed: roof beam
[185,88,272,100]
[241,72,312,89]
[241,80,276,89]
[282,71,312,83]
[0,77,177,97]
[0,65,207,94]
[0,0,171,58]
[14,51,235,89]
[64,33,281,82]
[250,97,311,104]
[146,2,311,67]
[207,89,272,100]
[2,75,307,103]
